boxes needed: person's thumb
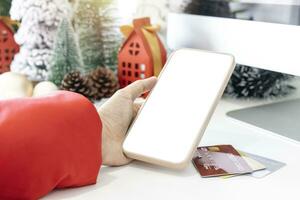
[120,77,157,100]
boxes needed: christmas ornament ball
[33,81,59,97]
[0,72,33,100]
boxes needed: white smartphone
[123,48,235,169]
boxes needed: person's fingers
[121,77,157,100]
[133,103,142,118]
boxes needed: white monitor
[167,1,300,76]
[166,1,300,143]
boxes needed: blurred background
[0,0,300,101]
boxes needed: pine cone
[61,71,94,99]
[89,67,119,100]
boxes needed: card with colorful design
[192,145,254,177]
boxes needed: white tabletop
[44,82,300,200]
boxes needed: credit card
[239,151,286,178]
[193,145,253,177]
[222,151,266,179]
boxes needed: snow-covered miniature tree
[75,0,120,72]
[48,18,83,86]
[75,0,103,72]
[9,0,71,81]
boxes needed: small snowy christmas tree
[99,6,121,70]
[9,0,71,81]
[48,18,83,86]
[75,0,120,72]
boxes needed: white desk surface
[44,81,300,200]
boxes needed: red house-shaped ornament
[0,20,19,74]
[118,17,167,88]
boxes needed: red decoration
[0,19,19,74]
[118,17,167,88]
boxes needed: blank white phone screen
[123,49,235,169]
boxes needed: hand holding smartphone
[123,49,235,169]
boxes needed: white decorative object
[10,0,71,81]
[0,72,33,100]
[33,81,59,97]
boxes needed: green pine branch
[0,0,12,16]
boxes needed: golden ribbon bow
[120,24,163,77]
[0,16,20,30]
